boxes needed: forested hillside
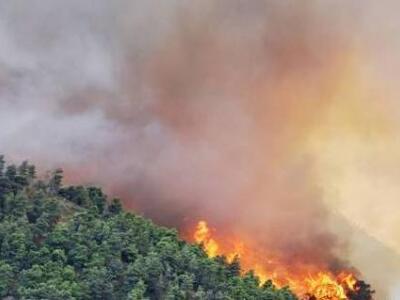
[0,156,296,300]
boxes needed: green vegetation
[0,156,297,300]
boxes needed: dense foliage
[0,156,297,300]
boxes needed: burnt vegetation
[0,156,373,299]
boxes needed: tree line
[0,156,297,300]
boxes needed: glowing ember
[192,220,361,300]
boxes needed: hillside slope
[0,157,296,300]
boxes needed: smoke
[391,284,400,300]
[0,0,399,297]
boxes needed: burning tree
[347,280,375,300]
[192,220,375,300]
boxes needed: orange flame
[192,220,358,300]
[194,220,219,258]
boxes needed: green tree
[49,168,63,194]
[128,280,148,300]
[0,261,13,297]
[0,155,5,176]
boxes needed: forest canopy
[0,156,297,300]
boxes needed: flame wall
[0,1,399,297]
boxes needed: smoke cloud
[1,0,399,297]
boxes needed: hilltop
[0,157,296,300]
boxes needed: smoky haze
[1,1,399,298]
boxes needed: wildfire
[192,220,359,300]
[303,272,357,300]
[194,221,219,258]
